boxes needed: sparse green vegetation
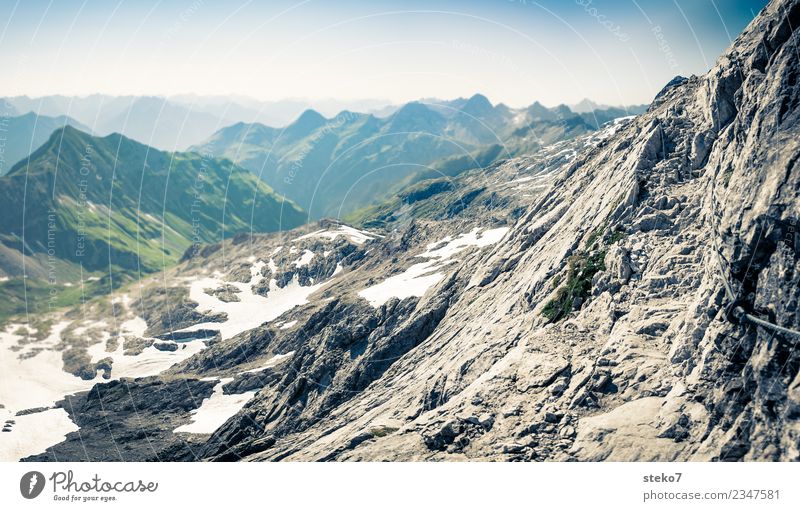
[369,425,400,438]
[0,274,127,325]
[722,168,734,187]
[541,249,606,323]
[607,229,626,245]
[541,220,626,322]
[585,223,606,249]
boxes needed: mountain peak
[460,93,494,116]
[293,108,326,127]
[394,101,433,115]
[552,104,574,117]
[56,123,87,137]
[6,124,125,177]
[653,75,689,102]
[570,98,605,113]
[388,101,445,132]
[38,124,94,153]
[282,109,327,140]
[526,101,552,119]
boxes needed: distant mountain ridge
[1,93,647,153]
[0,112,90,176]
[194,94,644,218]
[0,95,399,150]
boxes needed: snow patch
[174,378,255,435]
[589,116,635,146]
[294,225,381,245]
[418,227,509,259]
[176,260,325,340]
[359,226,509,307]
[72,320,108,336]
[279,320,298,330]
[243,351,295,373]
[0,408,79,461]
[292,249,315,267]
[88,338,206,379]
[358,261,450,307]
[120,317,147,338]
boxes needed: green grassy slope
[0,125,306,322]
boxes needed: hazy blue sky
[0,0,769,107]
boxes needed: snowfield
[1,300,207,460]
[174,378,255,434]
[176,259,325,340]
[0,321,96,412]
[0,407,78,462]
[294,225,380,245]
[359,227,509,307]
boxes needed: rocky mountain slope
[2,0,798,462]
[227,0,796,461]
[4,127,564,461]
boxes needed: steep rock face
[194,0,799,461]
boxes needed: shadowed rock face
[23,378,217,462]
[10,0,799,463]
